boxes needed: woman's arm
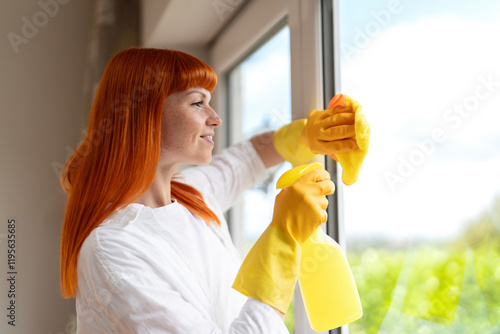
[250,131,285,168]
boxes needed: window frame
[321,2,348,334]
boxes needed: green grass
[346,198,500,333]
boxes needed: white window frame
[209,1,329,333]
[209,0,323,150]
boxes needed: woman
[60,48,354,333]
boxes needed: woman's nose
[206,107,222,127]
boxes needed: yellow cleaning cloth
[328,94,370,185]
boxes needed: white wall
[0,1,95,333]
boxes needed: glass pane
[227,26,294,332]
[338,1,500,333]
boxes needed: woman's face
[160,87,222,167]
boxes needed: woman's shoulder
[98,203,144,228]
[78,204,166,284]
[79,204,153,262]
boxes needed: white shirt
[76,141,289,333]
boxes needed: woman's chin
[200,156,213,165]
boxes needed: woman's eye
[192,101,203,107]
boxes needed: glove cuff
[232,226,301,313]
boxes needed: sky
[338,0,500,240]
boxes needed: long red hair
[60,48,220,298]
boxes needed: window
[227,24,295,333]
[227,25,292,256]
[331,0,500,333]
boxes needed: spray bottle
[277,162,363,331]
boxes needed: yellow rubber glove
[301,94,360,156]
[273,119,317,166]
[273,94,368,168]
[232,165,335,313]
[325,94,370,185]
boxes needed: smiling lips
[201,133,214,144]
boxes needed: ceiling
[142,0,249,48]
